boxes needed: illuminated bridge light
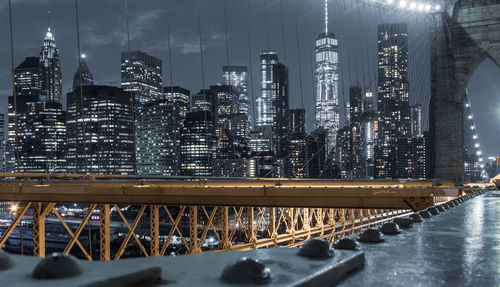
[365,0,440,13]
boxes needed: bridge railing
[0,174,462,261]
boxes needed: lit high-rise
[375,23,411,178]
[121,51,162,104]
[314,0,340,157]
[39,27,62,104]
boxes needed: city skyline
[0,0,498,158]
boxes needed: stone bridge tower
[430,0,500,181]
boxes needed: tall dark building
[349,86,364,179]
[288,109,307,178]
[337,125,352,179]
[73,54,94,92]
[66,85,135,175]
[6,28,66,173]
[396,132,432,179]
[7,101,66,173]
[121,51,162,104]
[272,63,290,158]
[376,23,411,178]
[136,86,189,176]
[197,85,250,177]
[39,27,63,104]
[180,111,214,177]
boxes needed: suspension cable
[75,0,88,174]
[125,0,137,175]
[8,0,20,172]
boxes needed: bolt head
[419,210,432,219]
[298,238,334,258]
[427,207,440,215]
[393,217,413,228]
[357,228,385,243]
[334,237,359,250]
[33,253,81,279]
[220,257,271,285]
[409,213,423,223]
[380,222,401,235]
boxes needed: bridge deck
[340,190,500,286]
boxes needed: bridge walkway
[340,190,499,286]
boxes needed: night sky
[0,0,498,158]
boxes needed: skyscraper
[66,85,135,175]
[121,51,162,104]
[272,63,289,160]
[39,27,62,104]
[223,66,249,117]
[349,86,364,179]
[73,54,94,92]
[288,109,307,178]
[257,51,279,137]
[314,0,340,157]
[180,111,214,177]
[136,86,189,176]
[6,29,66,173]
[375,23,411,178]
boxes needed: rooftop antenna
[48,9,51,30]
[324,0,328,33]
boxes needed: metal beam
[0,181,446,209]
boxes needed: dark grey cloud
[0,0,498,157]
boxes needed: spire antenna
[325,0,328,33]
[48,9,51,30]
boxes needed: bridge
[1,0,500,285]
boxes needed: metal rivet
[33,253,81,279]
[0,251,13,271]
[393,217,413,228]
[220,257,271,285]
[297,238,334,258]
[419,210,432,219]
[427,207,439,215]
[333,238,360,250]
[409,213,423,223]
[357,228,384,243]
[380,222,401,235]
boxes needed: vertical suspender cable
[75,0,88,174]
[279,0,287,64]
[197,0,210,174]
[125,0,137,175]
[295,16,309,177]
[165,0,178,176]
[8,0,20,172]
[223,0,230,66]
[247,8,256,132]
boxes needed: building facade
[121,50,162,104]
[136,86,190,176]
[375,23,411,178]
[180,111,214,177]
[314,2,340,157]
[66,85,135,175]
